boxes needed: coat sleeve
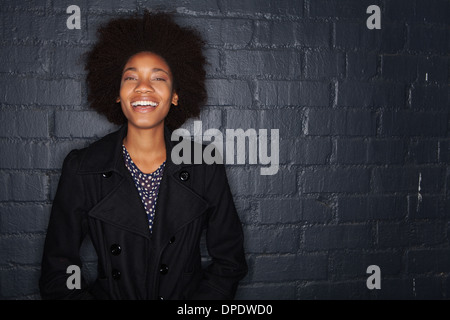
[190,163,248,300]
[39,149,96,299]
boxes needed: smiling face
[118,51,178,132]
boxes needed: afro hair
[84,11,207,131]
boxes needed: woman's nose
[135,80,154,93]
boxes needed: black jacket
[39,124,247,300]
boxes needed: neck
[123,123,167,172]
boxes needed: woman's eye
[124,76,136,81]
[154,77,166,81]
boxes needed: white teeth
[131,101,158,107]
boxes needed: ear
[171,92,179,106]
[116,97,120,103]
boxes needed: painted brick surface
[0,0,449,299]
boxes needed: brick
[380,23,407,54]
[243,226,301,253]
[182,108,223,135]
[302,198,333,223]
[226,167,296,196]
[206,79,253,106]
[55,110,118,138]
[411,85,448,110]
[298,280,372,299]
[226,108,304,139]
[0,268,41,298]
[260,108,304,138]
[337,81,405,108]
[408,195,449,220]
[37,79,82,106]
[224,50,302,78]
[258,198,302,224]
[381,110,448,137]
[377,222,447,248]
[333,138,368,164]
[1,235,45,265]
[48,139,91,169]
[415,0,450,24]
[294,21,331,48]
[304,224,372,250]
[258,197,332,224]
[305,109,377,136]
[291,137,332,165]
[10,172,48,201]
[378,277,448,300]
[367,139,407,165]
[372,167,444,193]
[204,48,221,75]
[338,196,407,222]
[409,25,449,54]
[0,76,82,106]
[302,167,370,194]
[305,50,345,79]
[253,20,294,47]
[335,22,381,51]
[257,80,330,107]
[0,110,49,138]
[347,52,378,80]
[225,109,260,132]
[309,0,375,19]
[2,11,86,43]
[382,55,419,82]
[0,204,51,234]
[254,20,330,48]
[332,251,403,280]
[408,249,450,274]
[217,0,303,16]
[220,19,254,46]
[1,171,45,202]
[177,17,253,47]
[252,254,328,282]
[417,56,449,84]
[0,172,11,201]
[408,140,439,163]
[333,138,408,164]
[439,140,450,164]
[49,45,89,76]
[85,0,138,11]
[0,140,49,169]
[0,46,46,74]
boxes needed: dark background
[0,0,449,299]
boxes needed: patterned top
[122,145,165,233]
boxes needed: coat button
[112,269,121,280]
[102,171,112,178]
[110,244,121,256]
[159,264,169,275]
[179,171,189,181]
[169,236,175,244]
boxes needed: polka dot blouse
[122,145,165,233]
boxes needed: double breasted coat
[39,124,247,300]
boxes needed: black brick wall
[0,0,449,299]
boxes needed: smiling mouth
[131,100,159,107]
[130,100,159,113]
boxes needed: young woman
[39,11,247,300]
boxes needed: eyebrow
[122,67,170,75]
